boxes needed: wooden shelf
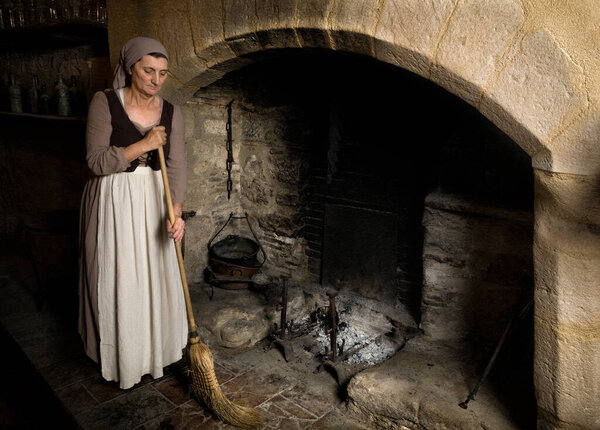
[0,109,86,160]
[0,19,108,53]
[0,110,86,121]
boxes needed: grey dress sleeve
[85,91,131,176]
[166,105,187,205]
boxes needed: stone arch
[133,0,593,174]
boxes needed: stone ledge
[424,191,533,224]
[347,338,528,430]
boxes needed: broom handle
[157,146,197,335]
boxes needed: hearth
[184,49,535,428]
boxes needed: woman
[78,37,188,389]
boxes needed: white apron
[97,166,187,389]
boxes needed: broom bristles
[186,340,263,429]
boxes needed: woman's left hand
[168,216,185,242]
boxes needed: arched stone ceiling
[107,0,600,175]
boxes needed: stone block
[153,8,197,79]
[169,56,212,91]
[255,0,301,49]
[255,0,298,30]
[327,0,382,56]
[423,195,533,257]
[182,106,195,141]
[295,0,334,49]
[374,0,458,77]
[541,105,600,175]
[276,192,301,207]
[222,0,261,56]
[188,0,238,68]
[256,28,301,51]
[242,153,267,181]
[422,261,470,291]
[180,214,213,283]
[534,171,600,256]
[243,179,273,206]
[533,169,600,428]
[431,0,524,106]
[421,192,533,343]
[274,158,305,185]
[296,28,331,50]
[348,340,519,429]
[423,209,474,255]
[259,214,302,237]
[420,306,466,342]
[158,78,199,107]
[106,0,141,67]
[534,303,600,428]
[201,118,227,137]
[481,29,588,158]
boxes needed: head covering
[112,37,169,89]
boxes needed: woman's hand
[167,216,185,242]
[144,125,167,151]
[124,125,167,162]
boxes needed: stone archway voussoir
[429,0,525,106]
[159,77,199,107]
[325,0,385,57]
[374,0,457,77]
[373,39,431,79]
[481,29,588,169]
[254,0,302,50]
[542,107,600,176]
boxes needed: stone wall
[421,192,533,346]
[181,49,533,314]
[181,61,314,285]
[533,170,600,429]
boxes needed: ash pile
[263,280,419,382]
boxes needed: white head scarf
[112,37,169,90]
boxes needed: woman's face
[129,54,169,97]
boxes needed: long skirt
[94,166,187,389]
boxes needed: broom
[157,146,263,429]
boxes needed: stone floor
[0,242,372,430]
[0,237,536,429]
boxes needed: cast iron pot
[209,235,260,266]
[206,213,267,287]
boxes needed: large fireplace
[106,1,600,428]
[178,49,536,428]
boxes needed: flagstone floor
[0,243,370,430]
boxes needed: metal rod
[459,319,512,409]
[326,289,338,361]
[459,299,533,409]
[280,277,288,340]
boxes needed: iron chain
[225,100,234,200]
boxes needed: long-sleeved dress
[78,89,188,389]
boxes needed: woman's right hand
[144,126,167,151]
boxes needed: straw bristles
[186,340,263,429]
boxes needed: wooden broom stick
[157,145,262,429]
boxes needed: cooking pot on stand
[206,213,266,290]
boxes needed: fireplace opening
[187,48,535,428]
